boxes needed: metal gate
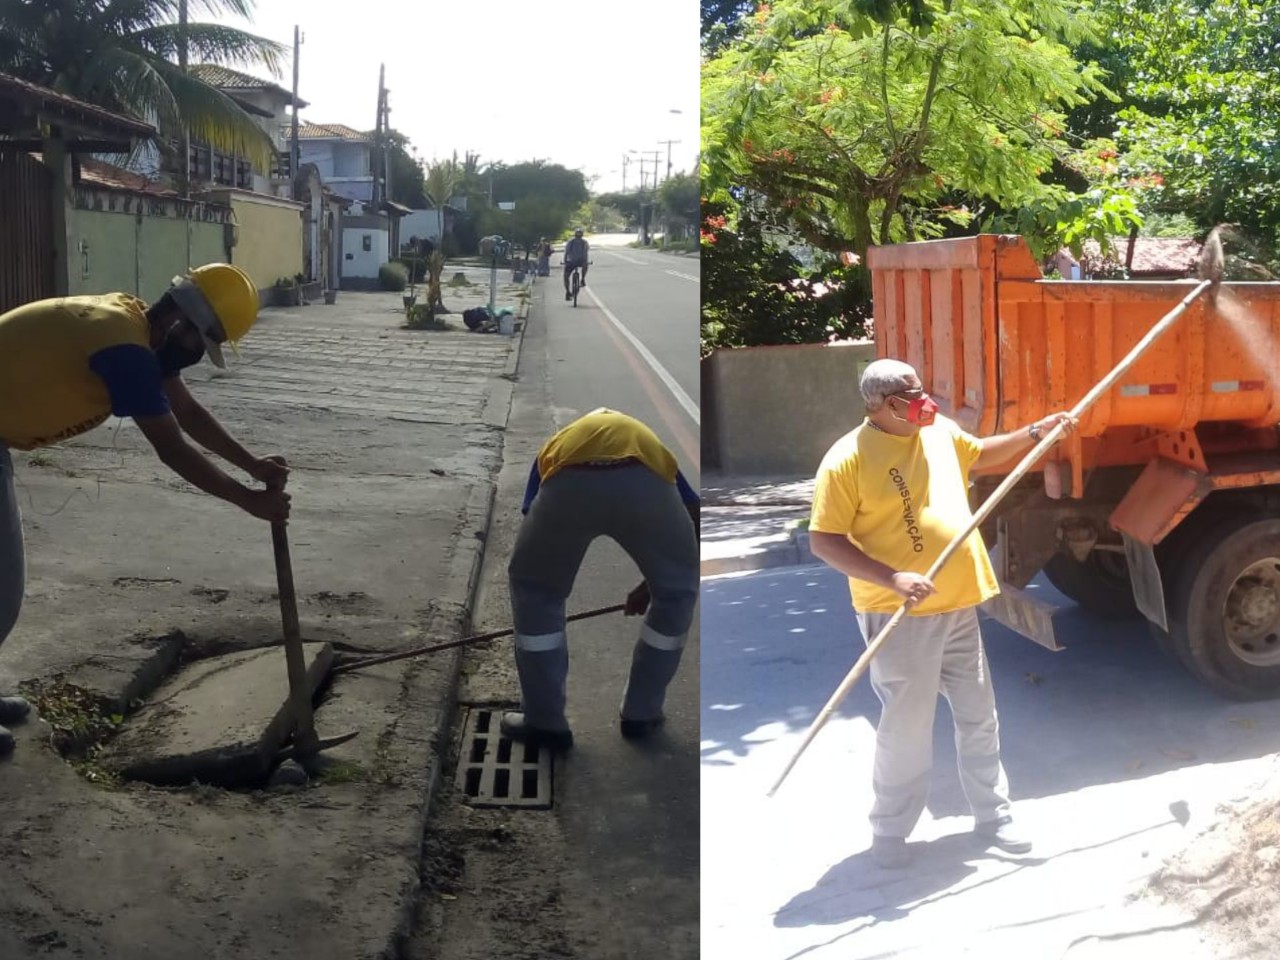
[0,150,55,315]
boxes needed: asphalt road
[532,237,700,953]
[701,563,1280,960]
[419,239,700,959]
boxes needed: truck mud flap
[981,583,1062,652]
[1122,533,1168,631]
[982,545,1062,651]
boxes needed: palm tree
[0,0,286,171]
[423,158,460,210]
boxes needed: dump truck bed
[866,235,1280,447]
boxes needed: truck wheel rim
[1222,559,1280,667]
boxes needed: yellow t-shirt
[0,294,151,450]
[810,416,998,616]
[537,408,679,484]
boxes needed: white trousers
[855,606,1012,838]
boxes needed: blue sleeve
[675,470,700,506]
[88,345,170,419]
[521,460,542,515]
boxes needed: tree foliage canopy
[1093,0,1280,245]
[0,0,286,170]
[701,0,1142,260]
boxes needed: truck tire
[1042,550,1139,619]
[1166,515,1280,700]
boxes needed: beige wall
[205,190,304,292]
[704,341,876,476]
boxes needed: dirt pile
[1143,768,1280,954]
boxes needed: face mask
[155,324,206,375]
[889,394,940,427]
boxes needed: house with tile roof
[186,63,307,196]
[296,123,376,206]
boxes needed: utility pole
[179,0,189,198]
[373,64,385,208]
[621,153,632,193]
[383,87,392,205]
[289,26,301,199]
[657,139,681,182]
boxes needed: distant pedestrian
[0,265,291,757]
[808,358,1075,867]
[503,408,699,750]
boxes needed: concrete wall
[400,209,443,245]
[703,341,877,476]
[205,189,305,292]
[68,185,233,302]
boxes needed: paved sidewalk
[701,473,816,577]
[0,272,530,959]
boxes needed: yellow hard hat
[169,263,259,368]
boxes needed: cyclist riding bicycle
[563,229,590,301]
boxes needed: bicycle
[565,260,592,307]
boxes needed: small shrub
[379,262,409,292]
[403,303,448,330]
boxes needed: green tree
[659,171,700,234]
[423,158,460,208]
[0,0,285,170]
[370,129,428,208]
[595,191,643,225]
[1085,0,1280,247]
[701,0,1141,261]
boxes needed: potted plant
[274,277,300,307]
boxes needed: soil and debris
[1138,772,1280,954]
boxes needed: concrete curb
[381,285,532,957]
[700,530,818,578]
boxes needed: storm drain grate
[454,708,552,808]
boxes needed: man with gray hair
[808,358,1075,868]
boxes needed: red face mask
[890,393,940,427]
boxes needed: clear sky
[223,0,700,195]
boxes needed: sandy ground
[0,279,525,959]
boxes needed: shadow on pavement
[701,565,1280,816]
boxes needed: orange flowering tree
[701,0,1142,261]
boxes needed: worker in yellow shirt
[809,359,1075,868]
[503,409,700,750]
[0,265,292,757]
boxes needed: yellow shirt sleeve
[810,445,859,535]
[949,420,984,475]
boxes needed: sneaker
[564,291,572,301]
[870,835,912,869]
[500,712,574,751]
[619,715,664,739]
[975,816,1033,853]
[0,725,13,758]
[0,696,31,726]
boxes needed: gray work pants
[508,465,698,731]
[855,606,1011,838]
[0,447,24,654]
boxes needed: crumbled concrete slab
[102,642,333,787]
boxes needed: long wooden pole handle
[767,277,1214,798]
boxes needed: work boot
[500,712,573,752]
[619,714,664,739]
[0,695,30,725]
[870,835,912,869]
[975,816,1033,854]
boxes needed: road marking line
[582,286,700,426]
[665,270,700,283]
[601,251,647,265]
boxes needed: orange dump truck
[866,234,1280,699]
